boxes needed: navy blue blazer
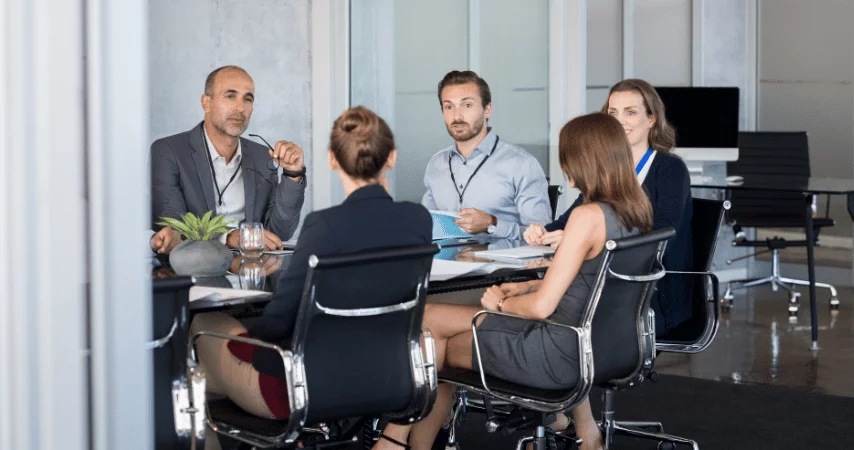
[249,184,432,374]
[546,152,694,333]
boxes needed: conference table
[692,176,854,350]
[151,237,553,313]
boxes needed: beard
[445,115,486,142]
[217,115,250,137]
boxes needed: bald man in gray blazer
[150,66,305,254]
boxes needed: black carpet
[221,375,854,449]
[451,374,854,449]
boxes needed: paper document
[430,210,471,240]
[473,245,555,262]
[429,259,523,281]
[189,286,269,302]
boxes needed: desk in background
[692,176,854,349]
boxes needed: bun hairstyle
[329,106,395,180]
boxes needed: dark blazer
[150,122,304,240]
[249,184,433,375]
[546,152,693,333]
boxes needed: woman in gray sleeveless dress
[373,113,654,450]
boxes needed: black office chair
[722,132,838,313]
[547,185,564,221]
[150,276,199,449]
[584,199,729,450]
[657,198,729,348]
[438,228,675,450]
[188,244,440,449]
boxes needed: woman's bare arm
[484,204,606,320]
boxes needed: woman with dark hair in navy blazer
[526,79,693,335]
[190,106,432,448]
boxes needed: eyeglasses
[248,133,282,172]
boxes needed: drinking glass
[239,222,265,259]
[238,259,266,291]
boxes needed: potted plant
[157,211,235,277]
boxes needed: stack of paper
[429,259,523,281]
[430,210,471,240]
[472,245,556,263]
[189,286,269,302]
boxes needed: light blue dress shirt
[422,129,551,240]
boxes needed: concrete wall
[586,0,622,111]
[700,0,755,131]
[148,0,313,216]
[634,0,693,86]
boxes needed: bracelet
[496,297,505,312]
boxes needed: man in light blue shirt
[422,70,551,241]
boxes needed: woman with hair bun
[190,106,432,447]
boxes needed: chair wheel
[830,297,840,310]
[658,442,677,450]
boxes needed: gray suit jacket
[150,122,304,240]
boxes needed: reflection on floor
[656,284,854,398]
[431,283,854,398]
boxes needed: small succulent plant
[157,211,235,241]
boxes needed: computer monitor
[654,86,740,149]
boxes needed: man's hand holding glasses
[248,134,306,183]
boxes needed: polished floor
[656,284,854,398]
[430,282,854,398]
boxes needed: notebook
[430,210,471,240]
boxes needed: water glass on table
[239,222,265,259]
[238,259,266,291]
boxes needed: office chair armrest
[421,328,438,391]
[189,331,307,444]
[656,272,720,354]
[665,270,719,305]
[609,258,667,283]
[402,328,439,424]
[467,310,590,412]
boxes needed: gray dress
[474,202,639,390]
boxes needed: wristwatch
[486,215,497,235]
[282,165,307,178]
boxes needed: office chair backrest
[151,276,194,449]
[658,199,728,345]
[584,228,674,385]
[291,244,438,423]
[728,131,810,223]
[547,185,563,220]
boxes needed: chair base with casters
[543,384,699,450]
[721,241,839,314]
[722,131,840,313]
